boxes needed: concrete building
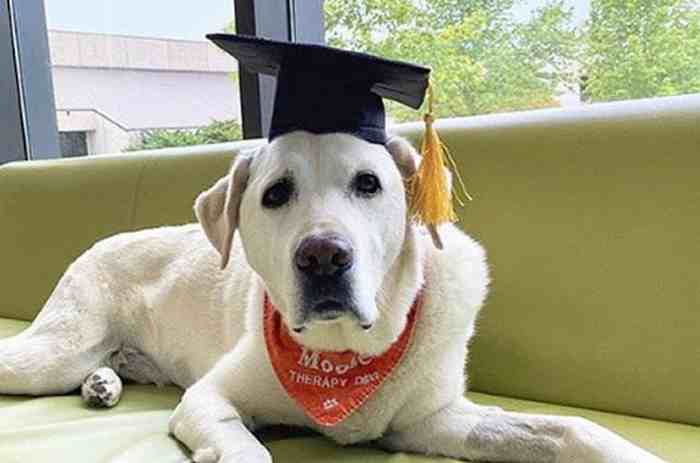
[49,30,240,155]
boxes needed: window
[324,0,700,124]
[2,0,696,164]
[0,0,322,164]
[44,0,240,156]
[59,131,88,157]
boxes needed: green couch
[1,94,698,462]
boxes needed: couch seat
[1,319,696,462]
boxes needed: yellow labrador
[0,132,664,463]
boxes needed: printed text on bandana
[288,349,380,389]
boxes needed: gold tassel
[409,82,471,229]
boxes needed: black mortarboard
[207,33,472,246]
[206,34,431,145]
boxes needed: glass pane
[324,0,700,124]
[45,0,240,156]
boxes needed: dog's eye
[353,172,382,197]
[262,178,294,209]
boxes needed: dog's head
[195,132,433,351]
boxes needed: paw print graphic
[323,398,339,410]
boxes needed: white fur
[0,132,665,463]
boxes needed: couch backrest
[1,95,698,426]
[0,140,261,322]
[395,94,700,427]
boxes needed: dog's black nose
[295,234,353,277]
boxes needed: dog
[0,132,665,462]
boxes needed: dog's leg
[379,397,666,463]
[0,324,112,396]
[169,381,271,463]
[0,262,117,396]
[169,340,271,463]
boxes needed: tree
[125,119,242,152]
[324,0,580,121]
[130,2,700,151]
[583,0,700,102]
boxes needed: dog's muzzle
[294,233,370,331]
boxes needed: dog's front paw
[559,417,666,463]
[191,445,271,463]
[192,447,218,463]
[220,445,273,463]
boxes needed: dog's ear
[386,136,451,249]
[194,152,253,269]
[386,136,420,180]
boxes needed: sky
[45,0,235,41]
[45,0,591,42]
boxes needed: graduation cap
[207,33,470,236]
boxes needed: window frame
[0,0,324,164]
[234,0,324,139]
[1,0,59,164]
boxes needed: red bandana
[263,293,422,427]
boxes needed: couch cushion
[395,95,700,426]
[1,313,696,463]
[0,318,28,339]
[1,385,697,462]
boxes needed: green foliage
[125,119,242,152]
[584,0,700,102]
[128,2,700,151]
[324,0,579,120]
[324,0,700,121]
